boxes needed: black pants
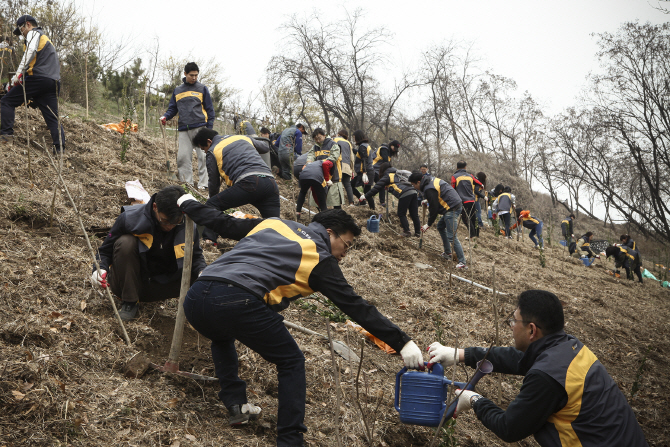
[500,213,511,237]
[342,173,354,205]
[297,179,328,212]
[108,235,193,303]
[184,281,307,446]
[374,172,386,205]
[352,175,374,209]
[1,76,65,152]
[461,202,479,238]
[397,194,421,234]
[203,175,280,242]
[278,149,293,180]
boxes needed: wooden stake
[325,320,343,447]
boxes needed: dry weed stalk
[354,339,383,446]
[20,76,33,184]
[492,262,502,404]
[36,138,132,346]
[325,319,343,447]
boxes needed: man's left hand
[455,389,481,417]
[326,180,333,186]
[400,341,424,370]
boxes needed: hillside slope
[0,108,668,446]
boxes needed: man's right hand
[362,173,369,184]
[427,342,459,367]
[359,196,367,203]
[421,224,429,233]
[160,116,167,126]
[177,194,197,206]
[91,270,108,289]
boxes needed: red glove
[160,116,167,126]
[91,270,108,289]
[7,73,22,91]
[492,213,497,219]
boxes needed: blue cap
[14,15,36,36]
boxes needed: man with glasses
[90,186,206,321]
[174,198,424,447]
[427,289,648,446]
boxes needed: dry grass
[0,107,668,446]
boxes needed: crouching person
[606,245,643,283]
[428,290,648,446]
[176,196,423,447]
[90,186,206,321]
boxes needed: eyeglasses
[156,212,183,227]
[334,232,353,253]
[504,309,541,329]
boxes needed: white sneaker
[455,262,467,269]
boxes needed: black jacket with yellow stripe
[465,332,648,446]
[206,134,273,195]
[372,144,391,174]
[354,143,375,176]
[511,213,542,231]
[180,200,412,352]
[306,137,341,181]
[419,176,462,226]
[93,195,206,283]
[164,79,215,131]
[364,167,416,201]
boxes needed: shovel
[150,215,217,381]
[419,202,427,248]
[161,124,180,181]
[284,320,360,363]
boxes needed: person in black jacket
[175,199,424,447]
[89,186,206,321]
[351,130,375,210]
[372,140,400,206]
[427,290,648,446]
[620,234,638,253]
[606,245,643,283]
[362,162,420,237]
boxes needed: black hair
[260,127,270,136]
[515,207,523,218]
[503,186,512,193]
[312,209,361,237]
[184,62,199,74]
[620,234,630,242]
[493,184,504,195]
[312,128,326,139]
[378,162,391,178]
[352,130,368,145]
[420,164,428,169]
[605,246,621,259]
[456,161,467,169]
[192,128,218,148]
[569,213,575,219]
[517,290,564,335]
[296,123,305,131]
[27,19,38,27]
[389,140,400,151]
[338,129,348,139]
[476,172,487,188]
[154,185,186,223]
[583,232,593,240]
[408,171,423,184]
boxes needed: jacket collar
[307,221,332,252]
[518,331,568,374]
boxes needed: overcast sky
[77,0,669,115]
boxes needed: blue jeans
[436,206,465,264]
[475,200,484,227]
[184,281,307,446]
[530,222,544,248]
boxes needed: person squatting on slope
[295,159,333,218]
[174,199,424,447]
[351,130,376,209]
[511,209,544,249]
[192,128,279,245]
[606,245,643,283]
[1,15,65,153]
[492,186,515,238]
[305,128,344,209]
[372,140,400,207]
[561,214,575,246]
[276,123,306,180]
[451,161,484,239]
[90,186,206,321]
[570,232,597,259]
[333,129,356,206]
[409,171,467,269]
[160,62,214,189]
[362,162,421,237]
[428,289,648,447]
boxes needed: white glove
[91,270,108,289]
[400,340,423,370]
[421,224,429,233]
[177,194,197,206]
[362,173,369,184]
[455,389,481,417]
[326,180,333,186]
[359,196,367,203]
[160,116,167,125]
[421,199,428,206]
[427,342,458,367]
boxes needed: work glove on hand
[421,224,429,233]
[454,389,481,417]
[91,270,108,289]
[159,116,167,126]
[362,173,369,184]
[359,196,367,203]
[326,180,333,186]
[177,194,197,206]
[9,73,22,90]
[426,342,458,367]
[421,199,428,207]
[400,340,424,370]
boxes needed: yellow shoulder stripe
[175,91,204,102]
[174,243,185,260]
[213,136,253,186]
[132,233,153,249]
[433,178,449,211]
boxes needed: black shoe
[441,252,453,260]
[414,233,421,238]
[228,404,261,426]
[118,301,138,321]
[402,231,412,237]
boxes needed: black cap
[13,15,36,36]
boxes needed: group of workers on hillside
[3,22,644,445]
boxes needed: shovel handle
[167,215,194,364]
